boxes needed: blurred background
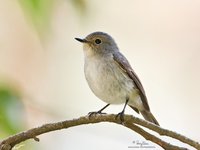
[0,0,200,149]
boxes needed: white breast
[84,54,135,104]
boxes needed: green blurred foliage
[0,83,26,138]
[19,0,54,36]
[70,0,88,15]
[18,0,88,37]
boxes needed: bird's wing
[113,52,150,111]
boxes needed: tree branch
[0,114,199,150]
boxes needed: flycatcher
[75,32,159,125]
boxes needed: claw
[88,104,110,118]
[115,98,129,123]
[88,111,106,118]
[115,111,125,123]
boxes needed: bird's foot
[88,111,106,118]
[115,111,125,123]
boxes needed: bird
[75,31,159,125]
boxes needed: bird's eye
[95,39,101,44]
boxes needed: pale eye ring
[95,39,101,44]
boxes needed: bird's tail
[140,110,159,126]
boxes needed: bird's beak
[75,38,88,43]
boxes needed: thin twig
[124,122,187,150]
[124,115,200,149]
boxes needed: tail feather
[140,110,159,126]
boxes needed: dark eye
[95,39,101,44]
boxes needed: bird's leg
[116,98,129,122]
[88,104,110,117]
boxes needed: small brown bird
[75,32,159,125]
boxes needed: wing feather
[113,52,150,111]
